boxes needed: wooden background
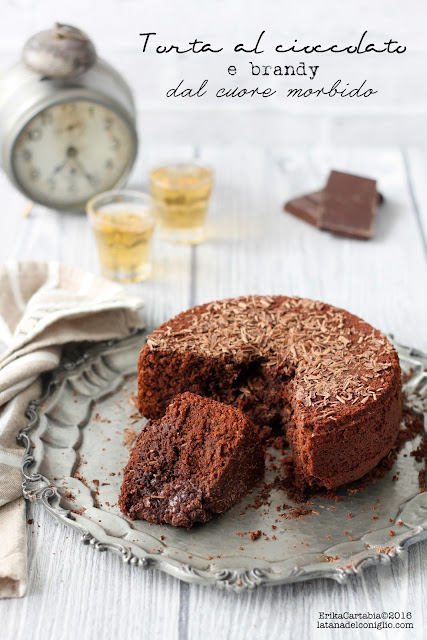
[0,144,426,639]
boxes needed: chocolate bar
[321,170,377,240]
[284,170,382,240]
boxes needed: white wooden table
[1,145,426,640]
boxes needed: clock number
[63,103,77,115]
[85,173,99,187]
[30,168,40,181]
[105,159,114,169]
[41,112,53,126]
[111,138,120,150]
[28,129,42,142]
[22,150,32,162]
[104,117,114,131]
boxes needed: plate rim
[18,331,427,592]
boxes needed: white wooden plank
[404,148,427,253]
[1,502,181,640]
[185,543,427,640]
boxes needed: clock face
[12,100,135,209]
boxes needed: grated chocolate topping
[146,296,398,417]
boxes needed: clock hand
[47,144,78,181]
[48,157,68,180]
[70,154,98,186]
[50,146,96,187]
[56,121,85,136]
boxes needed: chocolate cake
[119,392,264,526]
[138,296,402,490]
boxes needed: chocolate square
[284,190,323,228]
[320,170,377,240]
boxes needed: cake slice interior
[119,392,265,527]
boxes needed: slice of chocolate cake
[119,392,265,527]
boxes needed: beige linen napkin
[0,261,144,598]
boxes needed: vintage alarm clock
[0,24,138,210]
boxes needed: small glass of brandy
[86,190,155,282]
[149,162,214,244]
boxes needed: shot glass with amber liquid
[149,162,213,244]
[87,190,155,282]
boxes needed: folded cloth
[0,261,144,598]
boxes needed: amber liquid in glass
[150,166,212,244]
[92,204,154,282]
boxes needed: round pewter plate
[19,330,427,592]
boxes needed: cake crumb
[318,554,339,562]
[127,393,138,409]
[249,530,262,542]
[122,427,138,451]
[377,545,396,554]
